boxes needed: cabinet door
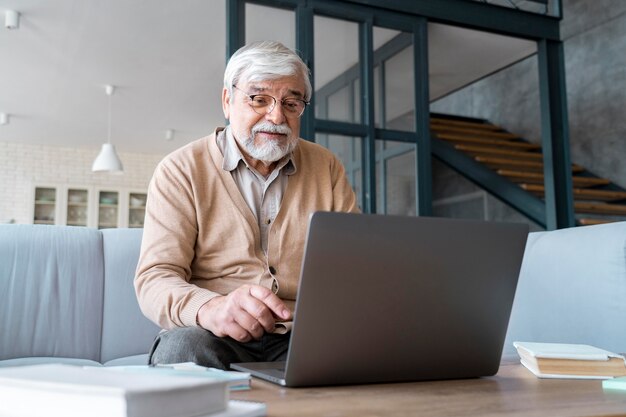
[33,186,58,225]
[128,192,147,228]
[66,188,90,227]
[96,190,120,229]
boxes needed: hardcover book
[514,341,626,379]
[0,363,228,417]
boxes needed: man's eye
[252,96,271,106]
[283,100,299,111]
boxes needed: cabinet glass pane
[67,189,89,227]
[128,192,147,228]
[315,133,362,210]
[98,191,119,229]
[34,187,56,224]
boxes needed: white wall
[0,141,164,224]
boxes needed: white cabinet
[31,184,146,229]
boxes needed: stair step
[577,218,622,226]
[575,202,626,215]
[497,170,611,187]
[477,156,584,172]
[519,184,626,201]
[436,133,542,150]
[430,117,503,131]
[431,124,519,139]
[455,144,543,160]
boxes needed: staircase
[430,114,626,227]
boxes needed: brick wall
[0,141,164,224]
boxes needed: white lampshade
[92,143,124,172]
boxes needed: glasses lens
[282,99,306,117]
[249,95,275,111]
[245,92,306,118]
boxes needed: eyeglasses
[232,85,309,118]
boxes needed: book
[514,341,626,379]
[602,376,626,391]
[109,362,251,391]
[0,363,228,417]
[208,400,266,417]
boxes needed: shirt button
[271,280,279,294]
[266,219,272,225]
[269,266,276,275]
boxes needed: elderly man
[135,41,358,370]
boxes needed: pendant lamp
[92,85,124,173]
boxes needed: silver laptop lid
[283,212,528,387]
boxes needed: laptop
[231,212,529,387]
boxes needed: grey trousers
[148,327,290,370]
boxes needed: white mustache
[251,122,292,136]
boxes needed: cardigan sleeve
[134,156,220,329]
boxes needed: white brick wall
[0,141,164,224]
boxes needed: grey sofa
[0,225,159,367]
[503,220,626,359]
[1,221,625,367]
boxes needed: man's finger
[233,309,265,340]
[248,285,292,320]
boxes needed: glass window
[316,133,362,209]
[373,28,415,132]
[246,4,295,50]
[376,141,416,216]
[314,16,359,123]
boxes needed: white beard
[235,121,298,164]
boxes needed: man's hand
[196,285,292,342]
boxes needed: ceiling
[0,0,536,155]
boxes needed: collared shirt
[216,127,297,255]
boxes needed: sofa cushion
[504,221,626,358]
[99,228,160,364]
[0,225,104,362]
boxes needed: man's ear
[222,87,231,119]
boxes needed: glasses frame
[232,84,310,118]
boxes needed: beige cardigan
[135,128,359,329]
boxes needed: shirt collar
[221,126,297,175]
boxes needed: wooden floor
[232,363,626,417]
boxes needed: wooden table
[231,363,626,416]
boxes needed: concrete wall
[430,0,626,227]
[0,141,163,224]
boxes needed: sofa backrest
[0,225,105,362]
[100,228,160,363]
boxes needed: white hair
[224,41,312,101]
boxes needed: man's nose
[265,102,286,124]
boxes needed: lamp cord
[107,92,112,145]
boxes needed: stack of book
[0,364,265,417]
